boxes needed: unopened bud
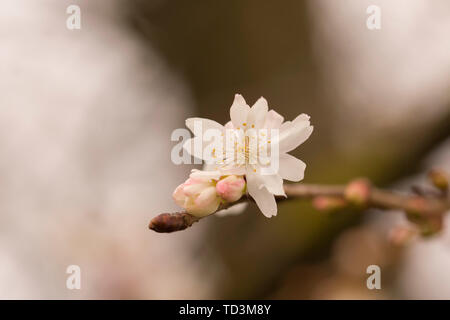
[428,169,448,192]
[344,178,371,206]
[149,212,198,233]
[216,175,246,202]
[172,177,221,217]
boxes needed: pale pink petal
[203,163,219,171]
[279,114,309,136]
[279,126,313,153]
[264,110,284,129]
[247,97,268,129]
[259,174,286,196]
[215,202,248,217]
[216,175,245,202]
[230,94,250,128]
[279,154,306,181]
[224,121,234,129]
[279,114,313,153]
[183,181,209,197]
[172,184,186,207]
[190,186,220,217]
[247,170,277,217]
[219,166,246,176]
[280,120,291,131]
[189,169,222,180]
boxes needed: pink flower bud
[172,177,221,217]
[216,175,246,202]
[344,178,371,206]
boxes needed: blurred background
[0,0,449,299]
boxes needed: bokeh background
[1,0,449,299]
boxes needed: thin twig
[149,178,450,233]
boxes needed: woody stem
[149,179,450,233]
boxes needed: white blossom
[183,94,313,217]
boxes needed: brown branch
[149,175,450,234]
[148,200,246,233]
[283,182,449,216]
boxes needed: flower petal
[190,186,220,217]
[264,110,284,129]
[247,97,268,129]
[190,169,222,181]
[215,202,248,217]
[259,174,286,196]
[247,170,277,217]
[203,163,219,171]
[279,114,313,153]
[280,120,291,132]
[183,182,209,197]
[216,175,245,202]
[279,153,306,181]
[172,184,186,207]
[219,166,246,176]
[230,94,250,129]
[185,117,224,136]
[224,121,234,129]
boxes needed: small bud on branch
[150,171,450,236]
[149,212,199,233]
[344,178,371,207]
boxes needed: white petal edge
[230,94,250,129]
[247,97,268,128]
[264,110,284,129]
[219,167,246,176]
[188,191,220,218]
[259,174,286,196]
[190,169,222,181]
[279,121,291,133]
[215,202,248,217]
[278,153,306,182]
[203,163,219,171]
[279,114,310,139]
[279,114,313,153]
[279,125,313,153]
[247,171,277,217]
[224,121,234,129]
